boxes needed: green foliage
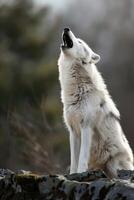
[0,0,67,173]
[0,0,58,106]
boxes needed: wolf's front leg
[69,130,80,174]
[77,126,93,173]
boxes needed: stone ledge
[0,169,134,199]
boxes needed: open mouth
[61,29,73,49]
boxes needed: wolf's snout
[64,27,70,32]
[61,27,73,49]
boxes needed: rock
[0,169,134,199]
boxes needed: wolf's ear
[91,52,100,64]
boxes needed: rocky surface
[0,169,134,199]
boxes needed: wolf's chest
[64,92,100,134]
[68,85,91,106]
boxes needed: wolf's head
[60,28,100,65]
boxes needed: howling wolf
[58,28,133,178]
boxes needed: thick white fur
[58,30,134,178]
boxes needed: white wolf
[58,28,134,178]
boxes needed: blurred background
[0,0,134,174]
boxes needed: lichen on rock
[0,169,134,199]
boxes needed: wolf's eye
[82,60,86,65]
[78,41,82,44]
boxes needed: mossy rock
[0,169,134,200]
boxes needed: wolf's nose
[64,27,70,32]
